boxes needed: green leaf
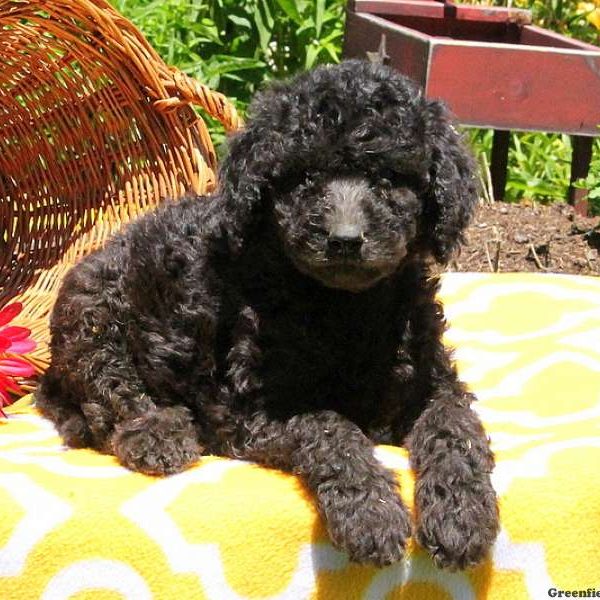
[274,0,303,24]
[260,0,275,30]
[323,41,341,62]
[228,14,252,29]
[321,29,344,44]
[295,0,310,14]
[315,0,325,36]
[296,18,316,36]
[208,56,266,74]
[253,3,271,52]
[305,44,321,69]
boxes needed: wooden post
[569,135,593,216]
[490,129,510,202]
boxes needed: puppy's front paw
[322,487,412,567]
[112,407,202,475]
[415,473,499,570]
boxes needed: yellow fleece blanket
[1,272,600,600]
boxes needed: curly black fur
[36,60,498,570]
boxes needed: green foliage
[111,0,345,112]
[535,1,597,42]
[468,129,594,201]
[574,148,600,215]
[469,130,600,214]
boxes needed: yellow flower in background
[578,1,600,30]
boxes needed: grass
[110,0,600,214]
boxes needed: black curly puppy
[36,60,498,570]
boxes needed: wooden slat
[520,25,600,51]
[343,12,430,88]
[354,0,532,25]
[427,41,600,135]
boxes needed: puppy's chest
[248,300,404,409]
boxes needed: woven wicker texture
[0,0,242,374]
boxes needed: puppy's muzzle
[327,225,364,260]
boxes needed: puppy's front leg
[408,389,499,570]
[242,410,411,566]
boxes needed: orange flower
[0,302,37,417]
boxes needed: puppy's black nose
[327,231,364,259]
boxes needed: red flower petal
[0,303,23,327]
[0,326,32,341]
[8,339,37,354]
[0,388,10,417]
[0,387,12,405]
[0,327,36,354]
[0,357,35,377]
[0,373,22,394]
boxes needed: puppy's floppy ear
[422,100,479,264]
[218,125,271,255]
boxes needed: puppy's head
[219,60,478,291]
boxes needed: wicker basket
[0,0,241,374]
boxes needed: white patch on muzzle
[324,177,370,239]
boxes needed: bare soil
[449,202,600,276]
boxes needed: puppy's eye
[275,173,307,195]
[379,170,429,192]
[378,169,401,187]
[408,173,431,193]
